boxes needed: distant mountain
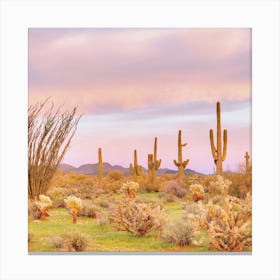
[59,162,204,176]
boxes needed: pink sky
[29,28,251,174]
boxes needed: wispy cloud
[29,28,251,173]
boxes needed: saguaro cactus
[130,149,142,178]
[153,137,161,176]
[245,152,250,176]
[98,147,103,185]
[173,130,189,177]
[148,154,155,184]
[209,102,227,175]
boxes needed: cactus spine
[98,147,103,185]
[245,152,250,175]
[130,149,142,178]
[173,130,189,177]
[209,102,227,175]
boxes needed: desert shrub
[28,200,41,220]
[189,184,205,202]
[102,179,123,193]
[107,170,125,181]
[208,175,232,196]
[162,179,187,198]
[162,218,197,246]
[63,232,90,252]
[109,198,167,237]
[64,195,83,223]
[144,180,161,192]
[120,181,139,198]
[34,195,53,220]
[79,201,100,218]
[195,194,252,251]
[159,192,177,203]
[48,235,65,249]
[225,172,251,198]
[47,187,70,208]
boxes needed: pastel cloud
[29,28,251,173]
[29,28,251,114]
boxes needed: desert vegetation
[28,101,252,252]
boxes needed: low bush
[63,232,90,251]
[107,170,125,181]
[28,200,41,220]
[79,201,100,218]
[162,218,196,246]
[48,235,65,249]
[162,179,187,198]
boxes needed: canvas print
[28,28,252,253]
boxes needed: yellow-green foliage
[64,195,83,211]
[189,184,205,201]
[120,181,139,198]
[64,195,83,223]
[34,195,53,220]
[107,170,125,181]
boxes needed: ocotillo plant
[245,152,250,176]
[209,102,227,175]
[130,149,142,178]
[98,147,103,185]
[173,130,189,177]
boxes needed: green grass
[28,196,207,252]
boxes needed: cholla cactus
[35,195,52,220]
[109,198,167,237]
[64,195,83,223]
[189,184,205,202]
[195,195,252,251]
[208,175,231,195]
[120,181,139,199]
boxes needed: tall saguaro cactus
[173,130,189,177]
[148,154,155,184]
[153,137,161,176]
[209,102,227,175]
[98,147,103,185]
[245,152,250,176]
[130,149,142,178]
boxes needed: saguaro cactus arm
[182,159,190,168]
[222,129,227,161]
[153,137,161,171]
[210,129,217,159]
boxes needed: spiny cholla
[109,198,167,237]
[189,184,205,201]
[35,195,53,220]
[194,193,252,251]
[64,195,83,223]
[119,181,139,199]
[208,175,232,195]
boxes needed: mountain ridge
[59,163,204,176]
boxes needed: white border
[0,1,279,280]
